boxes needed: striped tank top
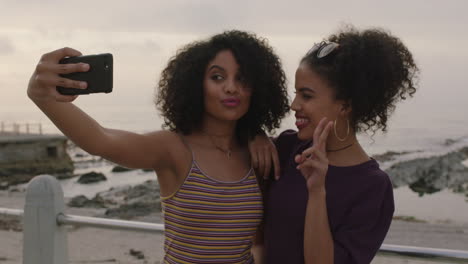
[161,159,263,264]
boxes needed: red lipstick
[222,98,240,107]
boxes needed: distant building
[0,134,74,188]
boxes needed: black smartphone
[56,53,113,95]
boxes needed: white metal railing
[0,208,23,217]
[0,121,43,135]
[379,244,468,262]
[1,175,468,263]
[57,213,164,233]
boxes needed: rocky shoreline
[68,144,467,220]
[381,146,468,197]
[1,143,468,263]
[2,141,467,221]
[68,179,162,219]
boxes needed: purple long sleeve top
[264,130,394,264]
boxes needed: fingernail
[80,82,87,89]
[82,64,90,71]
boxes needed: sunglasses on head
[307,41,340,59]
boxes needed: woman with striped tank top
[27,30,289,263]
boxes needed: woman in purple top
[250,26,419,263]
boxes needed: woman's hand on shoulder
[295,118,333,193]
[28,47,89,103]
[248,132,280,180]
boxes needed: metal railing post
[23,175,68,264]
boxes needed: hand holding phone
[56,53,113,95]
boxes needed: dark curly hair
[301,26,419,133]
[156,30,289,143]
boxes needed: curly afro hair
[156,30,289,143]
[301,26,419,133]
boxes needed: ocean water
[3,89,467,156]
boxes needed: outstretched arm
[28,47,171,170]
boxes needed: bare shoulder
[145,130,192,196]
[144,130,180,143]
[144,130,191,169]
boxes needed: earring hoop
[334,118,350,142]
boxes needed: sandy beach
[1,190,467,264]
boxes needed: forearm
[251,225,265,264]
[304,189,334,264]
[32,99,108,155]
[251,243,265,264]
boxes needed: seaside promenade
[1,187,467,264]
[1,122,467,263]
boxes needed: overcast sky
[1,0,467,129]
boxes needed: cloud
[1,0,467,38]
[1,0,467,64]
[107,39,161,54]
[0,36,14,55]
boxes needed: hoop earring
[334,118,350,142]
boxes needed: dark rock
[68,195,106,208]
[453,184,467,194]
[68,195,89,207]
[129,249,145,259]
[111,166,134,173]
[444,138,457,146]
[73,180,162,218]
[97,180,160,205]
[0,159,74,186]
[0,217,22,232]
[77,171,107,184]
[409,178,441,197]
[373,150,413,163]
[0,181,8,190]
[393,215,426,223]
[386,146,468,196]
[125,182,160,200]
[105,201,161,219]
[0,173,35,187]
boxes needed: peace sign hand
[295,118,333,193]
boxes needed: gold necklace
[201,131,233,159]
